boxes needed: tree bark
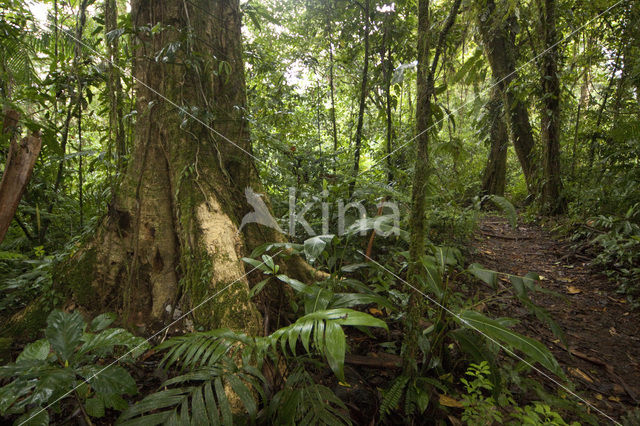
[481,86,508,196]
[57,0,303,334]
[476,0,538,195]
[0,110,42,244]
[403,0,462,377]
[105,0,127,170]
[539,0,566,214]
[349,0,370,197]
[383,15,394,185]
[324,0,339,171]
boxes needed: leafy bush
[0,310,148,425]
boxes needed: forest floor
[471,216,640,423]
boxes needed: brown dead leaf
[568,367,593,383]
[368,307,383,316]
[566,285,582,294]
[438,394,463,408]
[613,384,625,395]
[447,415,463,426]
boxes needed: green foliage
[0,311,147,425]
[461,362,503,425]
[121,255,386,424]
[573,208,640,298]
[460,362,579,426]
[268,366,352,425]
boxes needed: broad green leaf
[459,311,565,380]
[85,397,105,418]
[324,321,346,381]
[17,339,50,362]
[249,278,269,298]
[45,310,84,362]
[331,293,394,310]
[90,313,116,332]
[81,365,137,396]
[15,408,49,426]
[468,263,498,289]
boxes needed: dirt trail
[471,216,640,423]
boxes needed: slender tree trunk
[383,16,394,185]
[570,71,588,180]
[74,0,88,228]
[349,0,370,196]
[403,0,462,377]
[39,98,77,243]
[539,0,566,214]
[57,0,318,334]
[477,0,538,196]
[587,48,620,171]
[105,0,127,170]
[481,86,508,196]
[325,1,339,172]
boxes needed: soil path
[471,216,640,423]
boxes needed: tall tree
[59,0,310,333]
[476,0,538,196]
[349,0,370,196]
[481,86,509,196]
[539,0,566,214]
[105,0,127,170]
[403,0,462,377]
[324,0,339,169]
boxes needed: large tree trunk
[481,87,508,196]
[539,0,566,214]
[57,0,297,334]
[0,110,42,244]
[476,0,538,195]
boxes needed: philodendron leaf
[459,311,566,380]
[45,310,84,362]
[17,339,50,362]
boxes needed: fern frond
[379,375,409,419]
[269,367,351,425]
[117,360,264,425]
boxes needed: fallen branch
[345,353,402,369]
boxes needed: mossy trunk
[539,0,566,215]
[57,0,296,335]
[481,87,508,197]
[477,0,538,196]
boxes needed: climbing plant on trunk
[55,0,308,334]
